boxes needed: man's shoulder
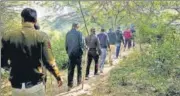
[37,31,49,42]
[39,31,48,37]
[2,29,21,41]
[67,30,81,35]
[98,33,107,37]
[91,35,97,39]
[97,33,102,36]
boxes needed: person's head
[90,28,96,35]
[101,27,105,32]
[109,28,113,32]
[117,26,120,30]
[130,24,135,28]
[72,23,79,29]
[21,8,37,23]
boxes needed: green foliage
[1,1,180,96]
[49,31,68,69]
[108,28,180,95]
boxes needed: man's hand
[98,49,101,55]
[57,80,63,87]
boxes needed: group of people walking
[1,8,136,96]
[66,23,136,90]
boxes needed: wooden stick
[0,20,2,96]
[78,0,89,89]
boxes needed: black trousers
[68,55,82,87]
[124,39,131,49]
[86,49,99,77]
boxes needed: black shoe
[68,86,73,91]
[77,81,82,86]
[85,77,89,80]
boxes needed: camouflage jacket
[1,22,61,85]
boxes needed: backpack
[124,29,132,39]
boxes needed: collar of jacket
[71,28,77,32]
[22,22,34,28]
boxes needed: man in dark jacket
[1,8,62,96]
[65,23,84,90]
[85,28,101,80]
[115,27,124,58]
[107,28,117,59]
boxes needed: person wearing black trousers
[85,28,101,80]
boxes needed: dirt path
[48,50,132,96]
[0,49,132,96]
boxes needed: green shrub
[49,31,68,69]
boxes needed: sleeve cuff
[56,76,61,81]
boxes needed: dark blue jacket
[115,30,124,43]
[97,32,109,48]
[65,29,84,57]
[107,31,117,45]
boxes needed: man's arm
[85,37,89,50]
[79,32,84,51]
[1,39,10,70]
[96,37,101,55]
[120,32,124,44]
[42,34,62,82]
[65,33,68,54]
[106,34,110,49]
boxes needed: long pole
[0,1,3,95]
[0,14,2,96]
[78,0,89,90]
[78,0,89,35]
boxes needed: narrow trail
[46,49,132,96]
[0,49,132,96]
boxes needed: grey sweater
[85,34,101,54]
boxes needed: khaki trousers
[12,83,45,96]
[110,45,115,57]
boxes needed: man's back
[85,34,98,49]
[2,8,62,96]
[2,22,48,83]
[123,29,132,39]
[66,29,83,57]
[115,30,123,43]
[107,32,116,45]
[97,33,108,48]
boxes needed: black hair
[101,29,105,32]
[72,23,78,28]
[21,8,37,22]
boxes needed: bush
[107,24,180,95]
[49,31,68,69]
